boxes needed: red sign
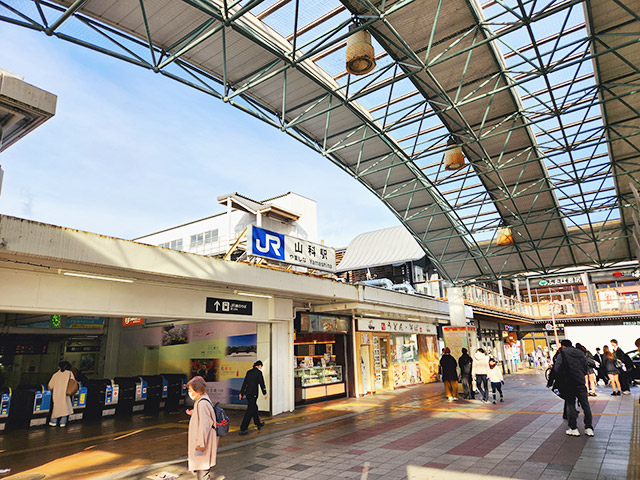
[613,271,623,277]
[122,317,144,326]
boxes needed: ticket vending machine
[69,383,88,422]
[0,387,11,431]
[132,377,148,413]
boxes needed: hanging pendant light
[496,225,514,246]
[346,24,376,75]
[443,135,465,170]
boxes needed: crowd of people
[438,347,506,404]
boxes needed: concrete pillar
[256,323,271,413]
[268,320,294,415]
[103,317,122,378]
[447,286,467,327]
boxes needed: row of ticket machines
[0,374,187,431]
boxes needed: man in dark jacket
[547,339,593,437]
[594,347,608,385]
[458,348,474,399]
[611,339,633,394]
[439,348,458,401]
[239,360,268,435]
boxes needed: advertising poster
[442,326,477,363]
[418,334,439,383]
[162,325,188,346]
[193,332,257,405]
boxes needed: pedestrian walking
[546,339,594,437]
[611,339,632,394]
[474,348,490,403]
[488,359,504,404]
[186,376,224,480]
[594,348,608,386]
[47,361,76,427]
[458,348,474,399]
[439,347,458,401]
[602,345,622,396]
[238,360,268,435]
[576,344,597,396]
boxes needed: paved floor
[1,369,637,480]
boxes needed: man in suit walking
[594,347,608,386]
[238,360,268,435]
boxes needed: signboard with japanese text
[206,297,253,316]
[66,316,104,328]
[123,317,144,326]
[536,275,582,286]
[248,225,336,272]
[357,318,437,335]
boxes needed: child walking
[488,358,504,404]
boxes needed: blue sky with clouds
[0,22,399,248]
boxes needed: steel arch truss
[1,0,638,284]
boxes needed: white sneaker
[453,397,458,401]
[48,421,56,427]
[565,428,580,436]
[622,391,631,395]
[447,397,453,401]
[585,428,594,437]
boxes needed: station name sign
[206,297,253,316]
[357,318,437,335]
[248,225,336,273]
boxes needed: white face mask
[188,391,196,400]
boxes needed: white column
[447,286,467,327]
[268,320,294,415]
[103,318,122,378]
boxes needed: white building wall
[135,192,319,255]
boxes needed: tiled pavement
[2,370,636,479]
[108,370,637,480]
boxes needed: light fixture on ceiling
[407,317,419,321]
[364,313,381,318]
[234,291,273,299]
[443,135,465,171]
[346,23,376,75]
[496,224,514,246]
[63,272,134,283]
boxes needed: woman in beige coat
[186,376,223,480]
[47,361,75,427]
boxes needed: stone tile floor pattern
[4,370,637,480]
[129,370,636,479]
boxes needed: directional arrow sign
[205,297,252,315]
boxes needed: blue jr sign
[250,226,285,261]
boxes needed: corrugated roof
[337,226,425,272]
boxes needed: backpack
[201,398,229,437]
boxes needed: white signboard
[248,225,336,272]
[358,318,437,335]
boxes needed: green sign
[50,315,61,327]
[538,280,548,286]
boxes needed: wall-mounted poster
[162,325,188,346]
[190,359,220,382]
[80,353,96,374]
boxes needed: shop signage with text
[358,318,436,335]
[123,317,144,326]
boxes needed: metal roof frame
[2,0,638,284]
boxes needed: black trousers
[565,386,593,430]
[240,395,260,431]
[620,370,630,391]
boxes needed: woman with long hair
[47,361,76,427]
[602,345,621,396]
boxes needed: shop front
[355,318,438,396]
[293,313,351,403]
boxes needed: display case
[294,366,345,401]
[295,366,342,385]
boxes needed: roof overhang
[0,71,57,152]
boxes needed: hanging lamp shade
[496,226,514,246]
[443,136,465,170]
[346,24,376,75]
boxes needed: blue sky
[0,22,398,248]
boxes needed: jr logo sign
[250,226,285,261]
